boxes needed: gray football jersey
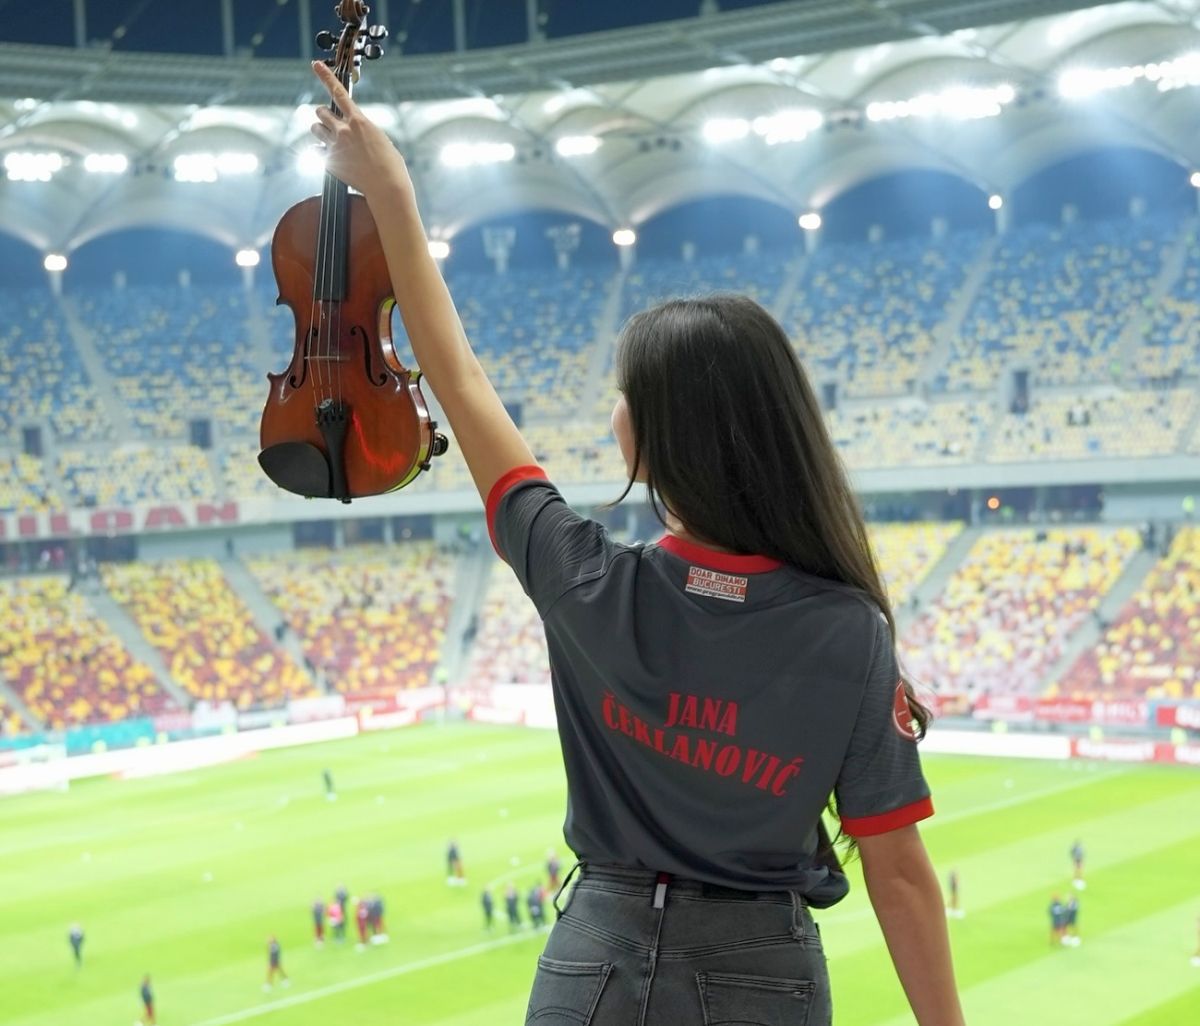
[489,468,932,905]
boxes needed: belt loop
[789,891,807,940]
[652,872,671,910]
[553,860,584,917]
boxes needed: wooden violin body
[259,194,444,502]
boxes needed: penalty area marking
[189,932,539,1026]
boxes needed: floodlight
[428,240,451,260]
[555,135,601,157]
[83,153,129,174]
[798,213,822,231]
[612,229,637,247]
[988,194,1004,210]
[440,141,516,168]
[866,84,1013,122]
[752,109,823,145]
[43,254,67,272]
[215,152,259,175]
[4,151,64,182]
[173,154,218,183]
[702,118,749,145]
[235,249,261,268]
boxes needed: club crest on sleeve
[892,680,918,741]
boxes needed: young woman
[311,62,963,1026]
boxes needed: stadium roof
[1,0,1197,254]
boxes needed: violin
[259,0,447,504]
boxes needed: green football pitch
[2,723,1198,1026]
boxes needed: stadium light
[4,151,64,182]
[798,212,822,231]
[428,239,451,260]
[83,153,129,175]
[702,118,750,145]
[235,249,260,268]
[439,141,516,168]
[612,228,636,247]
[173,152,258,182]
[988,194,1004,211]
[1191,171,1200,189]
[555,135,601,158]
[216,152,259,175]
[296,147,326,177]
[751,109,823,145]
[43,253,67,272]
[1059,53,1200,99]
[866,83,1015,123]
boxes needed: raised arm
[310,61,536,503]
[857,825,965,1026]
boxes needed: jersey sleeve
[834,613,933,837]
[486,466,610,616]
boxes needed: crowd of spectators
[246,543,455,696]
[0,575,171,728]
[900,528,1140,698]
[101,559,312,709]
[1059,527,1200,700]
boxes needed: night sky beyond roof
[0,0,790,57]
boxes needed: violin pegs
[368,25,388,40]
[315,30,336,50]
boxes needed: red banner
[1155,703,1200,730]
[0,502,240,541]
[1035,698,1148,727]
[972,694,1035,722]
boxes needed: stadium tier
[101,559,312,709]
[0,694,20,736]
[939,216,1176,392]
[1138,227,1200,381]
[75,286,262,440]
[3,215,1200,510]
[788,234,983,398]
[453,267,612,418]
[58,444,217,507]
[987,388,1198,463]
[623,250,790,316]
[0,289,110,446]
[900,527,1141,698]
[0,575,173,728]
[466,562,550,687]
[246,543,455,696]
[869,522,964,608]
[1058,527,1200,701]
[0,452,55,514]
[827,399,988,468]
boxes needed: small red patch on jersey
[892,681,918,741]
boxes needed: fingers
[312,61,358,117]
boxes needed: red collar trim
[656,534,783,574]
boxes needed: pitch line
[188,932,540,1026]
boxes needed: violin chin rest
[258,442,332,498]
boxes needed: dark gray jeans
[525,863,832,1025]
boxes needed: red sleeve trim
[486,465,549,557]
[841,796,934,837]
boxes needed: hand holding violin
[310,61,411,202]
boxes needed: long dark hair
[613,294,931,746]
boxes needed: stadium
[1,0,1199,1023]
